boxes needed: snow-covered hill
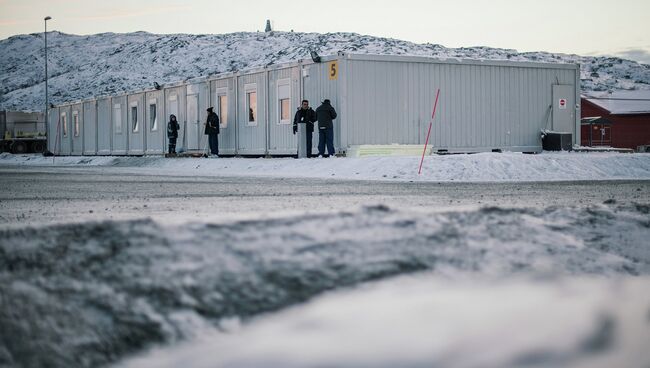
[1,31,649,111]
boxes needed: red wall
[581,99,650,150]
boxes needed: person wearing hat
[315,99,337,157]
[205,107,220,157]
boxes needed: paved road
[0,166,648,227]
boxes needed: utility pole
[44,16,52,152]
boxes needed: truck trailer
[0,111,46,154]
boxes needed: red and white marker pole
[418,88,440,175]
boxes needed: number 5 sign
[328,61,338,80]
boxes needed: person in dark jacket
[315,99,337,157]
[167,114,180,155]
[205,107,220,156]
[293,99,317,157]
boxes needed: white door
[187,94,199,150]
[168,95,179,145]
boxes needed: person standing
[167,114,180,155]
[205,107,220,157]
[293,99,317,157]
[316,99,337,157]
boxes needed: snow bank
[2,151,650,182]
[120,275,650,368]
[2,203,649,367]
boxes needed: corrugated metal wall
[127,93,145,155]
[211,77,237,154]
[237,72,267,154]
[145,90,164,155]
[186,83,209,151]
[165,86,186,152]
[343,58,578,152]
[58,105,72,155]
[97,98,111,155]
[70,103,83,155]
[302,61,341,153]
[268,66,300,154]
[47,107,58,153]
[198,82,210,152]
[186,85,200,151]
[82,100,96,155]
[111,95,128,155]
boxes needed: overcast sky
[2,0,649,63]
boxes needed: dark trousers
[168,137,177,154]
[306,131,313,157]
[318,127,334,156]
[208,133,219,155]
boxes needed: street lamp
[44,16,51,153]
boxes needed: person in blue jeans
[293,99,317,157]
[315,99,337,157]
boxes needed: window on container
[149,103,158,131]
[168,95,178,123]
[278,80,291,124]
[131,105,139,133]
[114,104,122,134]
[245,85,257,126]
[279,99,290,123]
[218,94,228,128]
[73,112,80,137]
[61,113,67,137]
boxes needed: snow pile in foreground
[120,275,650,368]
[1,203,649,367]
[2,151,650,182]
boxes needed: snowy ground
[2,151,650,182]
[1,152,649,368]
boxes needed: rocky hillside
[1,30,649,111]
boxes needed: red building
[581,90,650,151]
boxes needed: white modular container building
[70,102,83,155]
[301,57,342,155]
[110,94,128,155]
[47,53,580,156]
[144,89,165,155]
[127,92,145,155]
[57,104,72,155]
[82,99,97,155]
[236,70,268,155]
[96,97,112,155]
[268,64,301,155]
[46,108,54,153]
[46,107,58,154]
[185,82,210,153]
[164,85,186,152]
[210,76,237,155]
[334,54,580,153]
